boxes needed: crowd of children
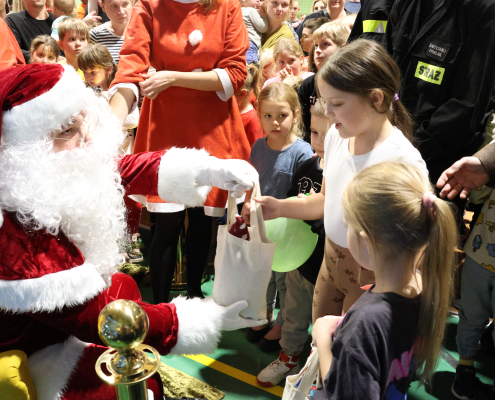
[12,0,495,398]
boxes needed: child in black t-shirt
[256,101,329,388]
[311,162,457,400]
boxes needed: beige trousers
[312,236,375,323]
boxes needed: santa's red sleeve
[118,147,216,208]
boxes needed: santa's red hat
[0,63,89,145]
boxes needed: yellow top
[260,24,293,53]
[58,59,85,81]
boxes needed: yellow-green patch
[414,62,445,85]
[362,20,387,33]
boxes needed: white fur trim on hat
[28,336,88,400]
[0,262,107,313]
[157,147,212,207]
[189,30,203,46]
[1,66,90,145]
[169,296,223,355]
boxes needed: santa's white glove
[197,157,258,198]
[220,300,268,331]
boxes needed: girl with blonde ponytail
[311,161,457,399]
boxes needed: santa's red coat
[0,149,222,400]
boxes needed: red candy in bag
[229,215,250,241]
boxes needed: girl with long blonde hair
[311,161,457,398]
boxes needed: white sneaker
[256,351,300,387]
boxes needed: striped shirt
[89,24,124,62]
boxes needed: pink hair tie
[423,191,437,210]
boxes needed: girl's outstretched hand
[140,71,177,99]
[253,196,282,221]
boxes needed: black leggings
[149,208,212,304]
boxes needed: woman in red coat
[109,0,251,303]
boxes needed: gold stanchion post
[95,300,161,400]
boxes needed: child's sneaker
[256,351,300,387]
[452,364,477,400]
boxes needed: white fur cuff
[28,336,88,400]
[169,296,223,355]
[0,262,107,313]
[157,147,212,208]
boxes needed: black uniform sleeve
[5,15,30,63]
[347,7,363,42]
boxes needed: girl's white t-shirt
[323,125,428,248]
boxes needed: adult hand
[139,71,177,100]
[437,156,490,199]
[279,67,294,82]
[312,316,342,346]
[219,300,268,331]
[253,196,282,220]
[197,157,259,198]
[83,11,102,27]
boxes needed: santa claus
[0,63,264,400]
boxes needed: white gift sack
[212,182,275,320]
[283,346,319,400]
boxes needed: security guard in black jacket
[384,0,495,183]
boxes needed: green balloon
[265,213,318,273]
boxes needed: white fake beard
[0,102,128,285]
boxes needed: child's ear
[293,108,300,123]
[369,89,384,110]
[359,230,372,257]
[58,40,65,51]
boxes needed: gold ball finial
[96,299,161,393]
[97,299,149,350]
